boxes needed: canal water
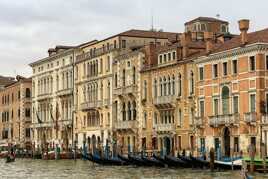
[0,159,268,179]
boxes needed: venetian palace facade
[0,76,32,149]
[22,17,268,157]
[30,46,75,150]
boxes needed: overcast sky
[0,0,266,77]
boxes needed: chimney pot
[239,19,250,31]
[238,19,250,45]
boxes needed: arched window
[95,83,98,101]
[222,86,230,114]
[25,88,31,98]
[114,73,118,87]
[132,101,136,120]
[122,103,126,121]
[154,79,157,97]
[163,77,167,96]
[128,102,131,120]
[100,82,103,100]
[160,78,163,96]
[107,81,110,99]
[154,112,158,126]
[172,75,175,95]
[168,76,171,95]
[143,80,147,99]
[56,75,59,91]
[122,69,126,86]
[178,73,182,96]
[190,71,194,95]
[96,60,98,75]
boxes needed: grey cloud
[0,0,267,77]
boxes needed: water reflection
[0,159,267,179]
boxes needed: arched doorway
[222,86,230,114]
[223,127,230,157]
[164,137,171,156]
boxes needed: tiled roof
[119,29,180,39]
[0,76,15,88]
[185,17,228,25]
[210,28,268,54]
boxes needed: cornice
[195,43,268,64]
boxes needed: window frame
[232,59,238,75]
[249,55,256,72]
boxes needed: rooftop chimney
[204,32,213,54]
[144,42,157,66]
[180,32,192,58]
[238,19,250,45]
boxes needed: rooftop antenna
[150,8,154,31]
[216,14,220,19]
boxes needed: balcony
[244,112,256,125]
[155,123,175,132]
[153,95,176,109]
[80,101,99,111]
[114,120,138,130]
[56,88,73,97]
[37,92,52,101]
[209,113,239,127]
[113,84,138,97]
[76,44,118,62]
[261,114,268,125]
[195,117,205,128]
[32,121,53,128]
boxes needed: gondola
[141,155,166,167]
[128,154,149,166]
[6,156,15,163]
[164,155,190,168]
[88,153,127,166]
[117,154,132,165]
[178,155,200,168]
[189,156,209,168]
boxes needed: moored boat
[214,159,242,170]
[189,156,209,168]
[128,154,149,166]
[141,155,165,167]
[164,155,190,168]
[89,153,127,166]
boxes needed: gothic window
[172,75,175,95]
[128,102,131,120]
[154,79,157,98]
[178,73,182,96]
[222,86,230,114]
[190,71,194,95]
[168,76,171,95]
[122,103,126,121]
[133,101,136,120]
